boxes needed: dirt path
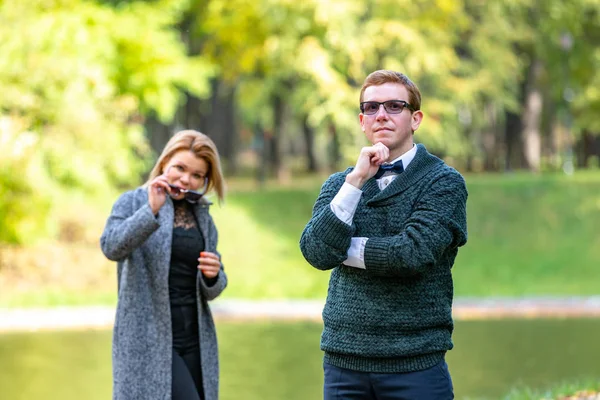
[1,297,600,332]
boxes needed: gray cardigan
[101,187,227,400]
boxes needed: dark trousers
[172,348,204,400]
[323,360,454,400]
[171,304,204,400]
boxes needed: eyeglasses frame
[359,100,415,115]
[168,176,209,203]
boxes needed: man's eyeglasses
[360,100,415,115]
[168,177,208,203]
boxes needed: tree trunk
[271,94,284,179]
[302,115,318,173]
[482,102,501,171]
[504,110,523,171]
[177,11,239,174]
[542,100,559,169]
[521,59,544,172]
[328,122,341,172]
[194,79,239,174]
[253,123,268,187]
[465,154,474,172]
[184,93,204,132]
[577,130,600,168]
[145,114,172,160]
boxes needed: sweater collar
[365,143,443,205]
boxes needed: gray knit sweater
[300,144,468,373]
[101,188,227,400]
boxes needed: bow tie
[374,159,404,179]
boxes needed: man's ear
[411,110,423,132]
[359,113,366,132]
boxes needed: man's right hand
[345,142,390,189]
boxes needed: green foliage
[0,0,213,244]
[0,126,51,243]
[2,0,600,244]
[193,0,600,167]
[504,0,600,139]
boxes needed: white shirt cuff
[330,182,362,225]
[343,237,367,269]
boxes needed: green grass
[502,380,600,400]
[211,184,323,299]
[1,170,600,307]
[214,170,600,299]
[454,172,600,296]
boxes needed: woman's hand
[147,174,170,215]
[198,251,221,279]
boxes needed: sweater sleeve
[100,190,160,262]
[299,173,356,270]
[199,214,227,301]
[364,172,468,277]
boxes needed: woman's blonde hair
[146,130,225,203]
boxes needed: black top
[169,200,205,306]
[169,199,205,354]
[170,227,204,305]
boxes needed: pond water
[0,318,599,399]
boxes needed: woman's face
[163,150,208,200]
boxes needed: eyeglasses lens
[184,192,202,202]
[362,101,406,115]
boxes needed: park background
[1,0,600,399]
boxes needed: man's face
[359,82,423,160]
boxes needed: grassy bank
[503,380,600,400]
[1,171,599,307]
[215,171,600,299]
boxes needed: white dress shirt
[330,144,417,268]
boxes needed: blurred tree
[143,0,600,177]
[297,0,472,165]
[450,0,523,171]
[0,0,212,244]
[494,0,600,171]
[181,0,478,176]
[140,0,269,175]
[201,0,326,178]
[3,0,600,238]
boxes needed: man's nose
[375,104,389,119]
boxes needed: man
[299,70,468,399]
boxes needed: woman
[101,130,227,400]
